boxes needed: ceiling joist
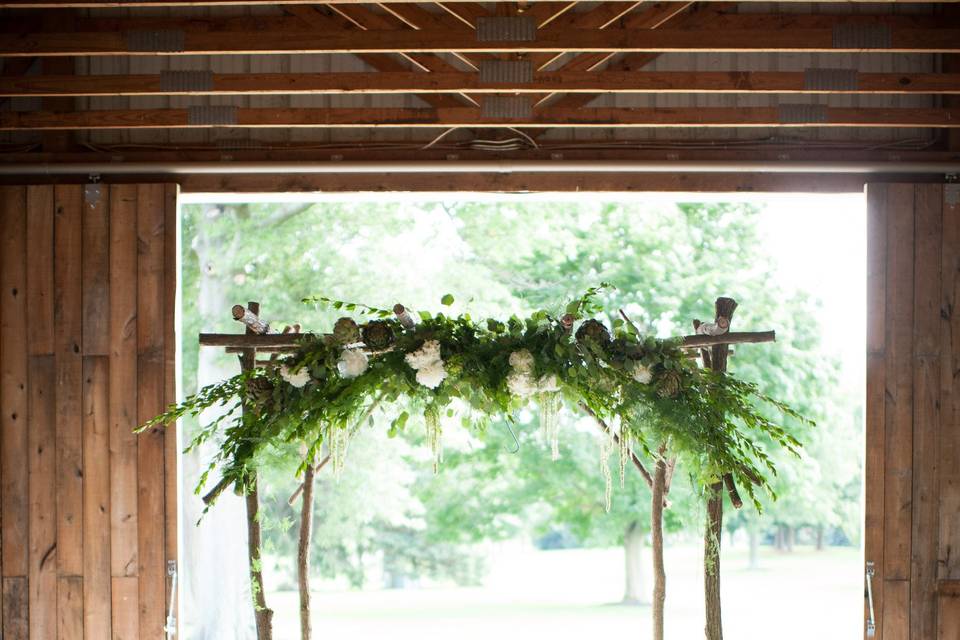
[3,27,959,57]
[4,70,957,97]
[3,106,958,130]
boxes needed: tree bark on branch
[652,445,669,640]
[298,457,316,640]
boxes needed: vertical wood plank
[883,580,910,640]
[55,184,84,579]
[866,183,888,640]
[136,184,166,639]
[940,185,960,583]
[58,575,83,640]
[1,187,29,580]
[939,592,960,640]
[109,185,138,582]
[28,355,57,640]
[884,184,915,586]
[912,184,943,640]
[26,185,54,356]
[162,184,179,627]
[110,577,138,640]
[83,356,111,640]
[2,577,29,639]
[82,184,111,356]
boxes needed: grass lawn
[266,544,862,640]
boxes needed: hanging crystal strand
[330,424,349,481]
[426,409,442,474]
[619,423,629,489]
[599,427,614,512]
[539,393,560,461]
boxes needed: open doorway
[175,192,865,640]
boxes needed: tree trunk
[748,522,760,570]
[298,460,316,640]
[702,296,736,640]
[246,475,273,640]
[704,481,724,640]
[785,525,795,552]
[623,520,649,605]
[816,524,825,551]
[651,453,668,640]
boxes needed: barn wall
[0,184,178,640]
[866,182,960,640]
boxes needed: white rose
[508,349,535,373]
[280,364,311,388]
[337,349,369,379]
[405,340,442,370]
[632,363,653,385]
[415,361,447,389]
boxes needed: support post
[240,301,273,640]
[703,296,737,640]
[297,455,316,640]
[651,444,668,640]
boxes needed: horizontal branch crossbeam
[4,106,958,129]
[200,329,777,351]
[4,70,958,97]
[3,27,959,56]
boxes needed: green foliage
[143,289,810,513]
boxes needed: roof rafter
[3,106,959,129]
[5,27,958,56]
[6,70,958,97]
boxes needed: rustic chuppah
[142,287,805,640]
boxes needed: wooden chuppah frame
[197,297,776,640]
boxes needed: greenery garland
[141,285,809,510]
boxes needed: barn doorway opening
[175,192,865,640]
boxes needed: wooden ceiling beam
[0,11,943,37]
[4,106,959,129]
[5,27,959,56]
[0,0,949,6]
[6,70,959,97]
[284,4,468,108]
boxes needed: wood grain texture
[109,185,139,581]
[2,577,28,638]
[940,189,960,585]
[28,355,57,640]
[1,187,29,579]
[26,185,54,355]
[866,183,888,640]
[82,184,110,356]
[883,184,915,584]
[135,184,166,640]
[82,356,111,640]
[110,577,138,640]
[911,185,942,640]
[162,184,178,609]
[55,184,84,579]
[58,575,83,640]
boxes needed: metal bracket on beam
[778,103,828,125]
[187,105,238,126]
[476,16,536,42]
[481,96,532,119]
[804,68,859,92]
[832,24,891,49]
[124,29,186,53]
[160,70,214,93]
[479,60,534,84]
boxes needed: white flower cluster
[279,364,311,388]
[337,348,369,379]
[405,340,447,389]
[631,362,653,385]
[506,349,560,397]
